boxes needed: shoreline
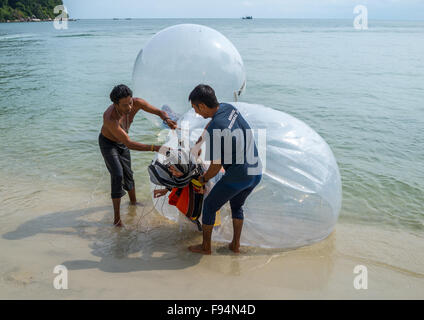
[0,180,422,299]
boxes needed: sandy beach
[1,176,423,300]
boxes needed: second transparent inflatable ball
[132,24,246,125]
[151,102,342,249]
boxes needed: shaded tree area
[0,0,64,22]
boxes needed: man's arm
[105,119,167,153]
[199,161,222,184]
[133,97,163,118]
[133,97,177,129]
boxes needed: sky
[63,0,424,20]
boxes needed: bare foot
[188,244,211,255]
[114,220,124,228]
[129,201,144,206]
[228,241,240,254]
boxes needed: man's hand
[164,118,177,130]
[134,98,177,130]
[132,97,178,128]
[201,162,222,184]
[198,175,208,185]
[169,165,184,177]
[153,189,169,198]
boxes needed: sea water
[1,19,422,231]
[0,19,423,298]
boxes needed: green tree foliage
[1,0,63,22]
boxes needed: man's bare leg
[229,218,243,253]
[188,224,213,255]
[112,198,123,227]
[128,187,136,205]
[128,187,144,207]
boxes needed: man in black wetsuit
[185,84,262,254]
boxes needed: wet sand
[0,182,423,299]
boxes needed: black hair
[110,84,133,104]
[188,84,219,109]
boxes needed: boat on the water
[242,16,253,20]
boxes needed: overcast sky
[63,0,424,20]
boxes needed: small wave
[0,33,35,40]
[341,253,424,279]
[55,33,97,38]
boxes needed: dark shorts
[98,133,134,199]
[202,174,262,225]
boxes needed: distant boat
[125,18,132,20]
[242,16,253,20]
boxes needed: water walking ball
[150,103,342,249]
[132,24,246,124]
[133,24,341,248]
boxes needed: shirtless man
[99,84,177,227]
